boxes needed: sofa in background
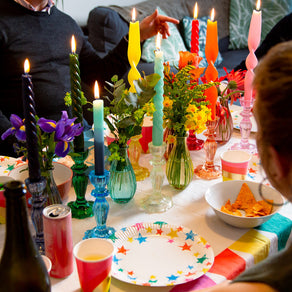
[85,0,291,79]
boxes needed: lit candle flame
[193,2,198,19]
[24,58,30,73]
[132,8,136,22]
[256,0,261,11]
[155,33,162,51]
[210,8,215,21]
[71,35,76,54]
[94,81,99,99]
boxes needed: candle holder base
[67,201,94,219]
[140,192,172,213]
[139,143,173,213]
[83,170,115,239]
[230,142,257,154]
[194,164,221,180]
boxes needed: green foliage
[104,74,160,161]
[163,64,216,137]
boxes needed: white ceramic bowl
[8,162,73,201]
[205,180,284,228]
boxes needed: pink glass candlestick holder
[230,97,256,153]
[187,130,204,151]
[194,118,221,180]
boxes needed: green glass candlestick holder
[83,170,115,239]
[68,150,94,219]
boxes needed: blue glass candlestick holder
[83,170,115,239]
[25,176,47,254]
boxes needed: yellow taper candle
[128,8,141,93]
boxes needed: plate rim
[111,222,214,287]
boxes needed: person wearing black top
[0,0,178,156]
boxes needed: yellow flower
[143,102,155,116]
[186,104,198,113]
[163,96,173,108]
[167,134,176,144]
[185,120,196,131]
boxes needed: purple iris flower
[38,111,83,157]
[1,114,26,141]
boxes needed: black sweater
[0,0,129,156]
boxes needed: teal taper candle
[93,82,104,175]
[152,34,164,146]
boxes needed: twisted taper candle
[70,37,84,153]
[205,9,218,120]
[22,59,41,182]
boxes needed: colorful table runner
[170,212,292,291]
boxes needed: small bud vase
[128,135,150,181]
[215,99,233,145]
[166,136,194,190]
[108,146,136,203]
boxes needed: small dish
[8,162,73,200]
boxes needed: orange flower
[178,51,202,69]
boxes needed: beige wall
[56,0,145,26]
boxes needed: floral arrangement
[163,51,213,138]
[1,111,83,172]
[104,74,159,162]
[217,67,246,104]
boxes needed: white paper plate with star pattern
[111,222,214,287]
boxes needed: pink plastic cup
[73,238,114,292]
[220,150,252,181]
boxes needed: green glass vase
[68,150,94,218]
[166,136,194,190]
[108,146,136,204]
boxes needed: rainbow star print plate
[111,222,214,287]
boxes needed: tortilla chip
[221,205,242,216]
[232,183,257,211]
[221,183,273,218]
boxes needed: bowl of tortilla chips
[205,180,284,228]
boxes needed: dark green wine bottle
[0,181,51,292]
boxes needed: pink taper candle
[244,0,262,101]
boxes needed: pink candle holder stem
[194,118,221,180]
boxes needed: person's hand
[139,9,179,42]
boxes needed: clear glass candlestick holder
[25,176,47,254]
[231,97,256,153]
[83,170,115,239]
[194,118,221,180]
[140,142,172,213]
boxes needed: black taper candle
[70,35,84,153]
[22,59,41,182]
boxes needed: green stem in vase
[70,53,84,153]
